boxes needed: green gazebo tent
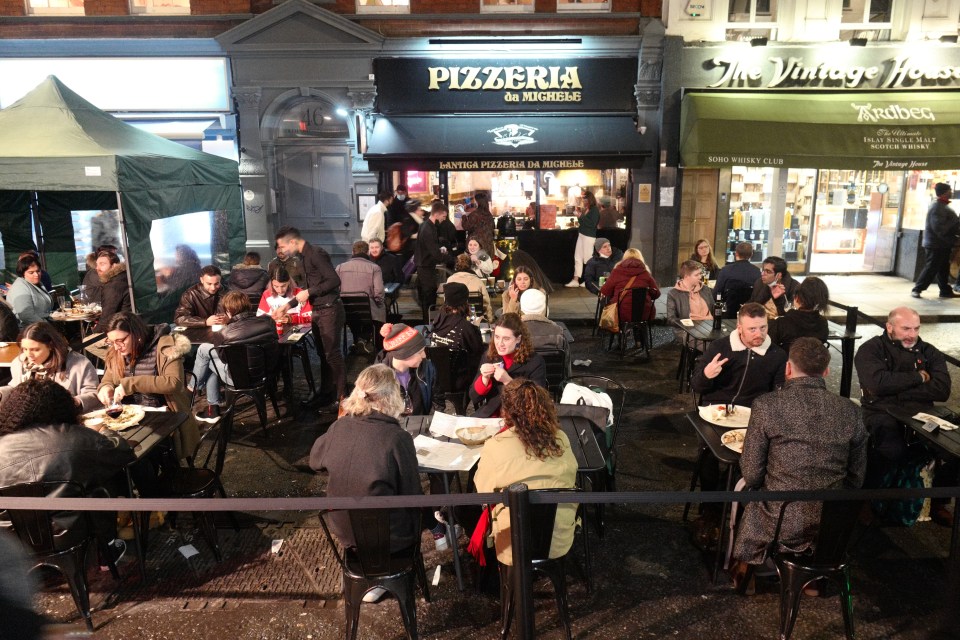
[0,75,244,321]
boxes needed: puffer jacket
[174,283,228,327]
[598,258,661,322]
[228,264,270,298]
[94,262,132,333]
[213,310,279,347]
[428,310,484,390]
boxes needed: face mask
[396,194,407,201]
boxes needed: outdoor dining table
[50,308,101,340]
[89,409,188,580]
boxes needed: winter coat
[691,331,787,408]
[733,376,867,565]
[599,258,660,322]
[1,350,101,413]
[415,219,445,271]
[445,270,494,322]
[374,351,438,415]
[98,329,200,459]
[854,332,951,416]
[582,249,623,295]
[923,198,960,250]
[82,267,102,304]
[94,262,132,333]
[8,277,51,326]
[228,264,270,298]
[501,286,546,317]
[715,260,761,299]
[524,315,571,377]
[213,310,279,347]
[267,256,306,289]
[767,309,829,354]
[428,310,484,390]
[336,256,386,323]
[174,283,228,327]
[309,411,422,553]
[474,427,578,565]
[469,351,547,418]
[461,208,496,257]
[372,251,404,286]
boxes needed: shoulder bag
[598,276,636,334]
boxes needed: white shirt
[361,201,387,243]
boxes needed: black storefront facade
[365,54,652,284]
[671,41,960,279]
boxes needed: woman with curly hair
[474,378,577,564]
[96,312,199,459]
[469,312,546,418]
[0,321,100,411]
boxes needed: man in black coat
[714,242,761,309]
[414,202,449,323]
[913,182,960,298]
[275,226,344,406]
[855,306,955,523]
[369,238,404,285]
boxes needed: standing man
[566,190,600,288]
[268,242,306,289]
[415,202,449,324]
[174,265,229,327]
[855,306,954,523]
[361,191,393,244]
[912,182,959,299]
[275,226,345,407]
[385,184,409,229]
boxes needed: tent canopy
[0,75,243,320]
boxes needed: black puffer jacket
[428,311,484,389]
[212,311,278,347]
[855,332,950,413]
[95,262,132,333]
[228,265,270,298]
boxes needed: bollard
[507,483,535,640]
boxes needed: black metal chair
[159,407,237,562]
[738,499,862,640]
[723,285,754,319]
[0,480,121,631]
[617,287,653,358]
[498,488,579,640]
[536,347,567,401]
[425,345,470,415]
[467,291,485,317]
[319,508,430,640]
[284,331,317,398]
[560,376,627,483]
[211,342,280,436]
[341,293,378,354]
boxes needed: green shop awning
[680,91,960,170]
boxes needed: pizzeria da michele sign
[374,57,638,114]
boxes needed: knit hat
[443,282,469,308]
[379,323,425,360]
[519,288,547,316]
[595,237,611,253]
[936,182,952,197]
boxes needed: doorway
[679,168,719,270]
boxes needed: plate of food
[698,404,751,428]
[720,428,748,454]
[83,405,146,431]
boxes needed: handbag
[598,276,636,334]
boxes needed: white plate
[720,428,748,454]
[698,404,751,429]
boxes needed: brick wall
[193,0,249,15]
[85,0,129,15]
[0,17,247,37]
[0,0,25,17]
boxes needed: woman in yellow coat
[474,378,578,565]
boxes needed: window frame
[480,0,535,15]
[25,0,84,16]
[556,0,610,13]
[129,0,191,15]
[355,0,410,14]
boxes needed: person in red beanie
[374,322,439,415]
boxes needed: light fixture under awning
[364,114,650,171]
[680,91,960,170]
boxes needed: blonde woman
[599,248,661,323]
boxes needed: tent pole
[115,193,138,314]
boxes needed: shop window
[840,0,891,41]
[151,211,215,298]
[130,0,189,14]
[356,0,409,14]
[725,166,773,263]
[26,0,84,15]
[277,100,349,140]
[902,171,960,231]
[71,210,123,274]
[726,0,777,41]
[481,0,535,14]
[557,0,610,12]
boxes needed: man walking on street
[275,226,345,407]
[415,201,450,324]
[912,182,959,298]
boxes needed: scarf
[467,423,514,567]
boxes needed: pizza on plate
[83,405,146,431]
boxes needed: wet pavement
[30,280,960,639]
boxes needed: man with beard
[275,226,344,407]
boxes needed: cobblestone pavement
[30,304,960,639]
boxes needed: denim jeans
[192,343,231,405]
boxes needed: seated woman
[97,312,199,460]
[690,238,720,280]
[192,291,278,419]
[0,321,101,412]
[474,378,578,565]
[666,260,715,350]
[309,363,422,602]
[501,266,547,317]
[767,276,830,354]
[599,248,661,332]
[256,267,311,322]
[92,249,131,334]
[375,323,438,415]
[466,238,494,279]
[0,379,135,563]
[7,253,52,327]
[428,283,485,391]
[469,313,546,418]
[446,253,494,322]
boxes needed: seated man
[369,238,404,317]
[689,302,787,544]
[749,256,800,319]
[714,242,761,303]
[191,291,278,419]
[335,240,386,353]
[520,289,570,377]
[174,265,229,327]
[855,306,954,524]
[730,338,867,587]
[582,238,623,295]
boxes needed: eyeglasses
[104,335,131,348]
[761,268,776,275]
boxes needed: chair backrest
[561,375,626,447]
[523,488,580,561]
[217,342,279,390]
[246,292,261,307]
[319,508,421,578]
[194,406,236,477]
[0,480,87,555]
[723,286,753,319]
[771,499,864,564]
[536,348,566,398]
[341,294,374,321]
[628,286,650,321]
[425,345,464,393]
